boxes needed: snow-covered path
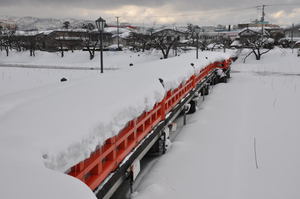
[134,50,300,199]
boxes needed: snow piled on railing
[0,51,232,199]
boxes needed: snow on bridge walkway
[134,48,300,199]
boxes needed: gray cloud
[0,0,299,25]
[0,0,170,9]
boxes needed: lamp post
[195,27,201,59]
[116,16,120,50]
[95,17,106,73]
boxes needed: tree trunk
[89,52,94,60]
[256,48,261,60]
[5,46,9,56]
[256,54,261,60]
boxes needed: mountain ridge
[0,16,94,30]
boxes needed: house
[238,22,280,29]
[105,27,131,47]
[8,29,113,52]
[42,29,113,51]
[238,27,269,43]
[284,24,300,42]
[12,30,45,51]
[230,39,242,49]
[152,29,188,47]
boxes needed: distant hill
[0,16,94,30]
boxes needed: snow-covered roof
[106,44,124,49]
[104,27,131,34]
[120,31,131,38]
[112,31,131,39]
[265,38,274,44]
[239,27,270,36]
[152,28,185,35]
[230,40,242,47]
[14,30,41,36]
[207,43,224,49]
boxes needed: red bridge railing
[68,59,232,190]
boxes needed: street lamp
[195,27,201,59]
[95,17,106,73]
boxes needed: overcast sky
[1,0,299,25]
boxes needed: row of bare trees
[0,31,38,57]
[126,31,180,59]
[2,23,274,62]
[126,24,232,59]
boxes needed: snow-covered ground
[133,48,300,199]
[0,50,163,96]
[0,49,232,199]
[0,50,162,70]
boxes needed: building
[238,27,270,42]
[284,24,300,42]
[8,29,113,52]
[238,20,280,29]
[152,29,187,42]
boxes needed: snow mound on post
[0,51,231,199]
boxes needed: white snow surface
[0,50,161,70]
[0,50,232,199]
[134,48,300,199]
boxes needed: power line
[261,2,300,7]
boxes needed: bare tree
[186,24,201,46]
[82,23,95,31]
[242,36,273,63]
[56,33,66,58]
[63,21,70,29]
[151,30,181,59]
[1,30,15,56]
[28,36,37,56]
[215,36,232,52]
[199,39,209,51]
[127,32,152,52]
[83,31,99,60]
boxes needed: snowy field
[0,50,162,96]
[0,49,232,199]
[133,48,300,199]
[0,49,162,70]
[1,48,298,199]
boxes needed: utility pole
[116,16,120,50]
[261,4,265,38]
[291,23,294,51]
[291,23,294,42]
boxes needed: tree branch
[243,50,254,63]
